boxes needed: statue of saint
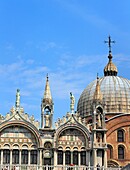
[16,89,20,108]
[70,92,75,112]
[97,109,102,128]
[44,113,50,128]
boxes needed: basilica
[0,37,130,169]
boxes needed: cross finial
[46,73,49,81]
[97,73,99,79]
[104,35,115,54]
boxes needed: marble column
[78,152,80,166]
[63,151,65,165]
[54,150,57,166]
[19,150,21,166]
[93,149,97,169]
[28,150,30,165]
[39,149,43,167]
[1,150,3,165]
[10,150,12,166]
[104,149,107,168]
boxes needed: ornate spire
[15,89,20,110]
[104,36,118,76]
[43,74,52,101]
[41,74,53,129]
[93,75,102,102]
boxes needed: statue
[97,109,102,128]
[44,113,50,128]
[15,89,20,109]
[70,92,75,113]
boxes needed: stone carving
[70,92,75,112]
[97,109,102,128]
[44,113,50,128]
[15,89,20,109]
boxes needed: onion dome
[104,53,118,76]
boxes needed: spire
[104,36,118,76]
[43,74,52,101]
[93,75,102,102]
[15,89,20,110]
[41,74,53,129]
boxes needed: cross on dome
[104,35,115,54]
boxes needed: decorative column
[1,150,3,165]
[10,150,12,166]
[78,152,80,166]
[54,150,57,166]
[40,149,43,167]
[104,149,107,168]
[88,151,91,167]
[93,149,97,169]
[63,151,65,166]
[38,149,43,170]
[19,150,21,166]
[104,133,106,143]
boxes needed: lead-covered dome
[77,51,130,117]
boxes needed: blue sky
[0,0,130,124]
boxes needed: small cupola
[104,36,118,76]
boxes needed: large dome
[77,76,130,117]
[77,48,130,117]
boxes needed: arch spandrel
[0,121,42,148]
[58,128,87,150]
[54,123,90,150]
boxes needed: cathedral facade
[0,37,130,169]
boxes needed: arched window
[30,150,37,164]
[12,149,19,164]
[65,151,71,165]
[118,146,124,159]
[117,129,124,142]
[73,151,78,165]
[57,150,63,165]
[81,151,86,165]
[3,149,10,164]
[107,145,113,159]
[21,150,28,164]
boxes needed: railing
[0,165,122,170]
